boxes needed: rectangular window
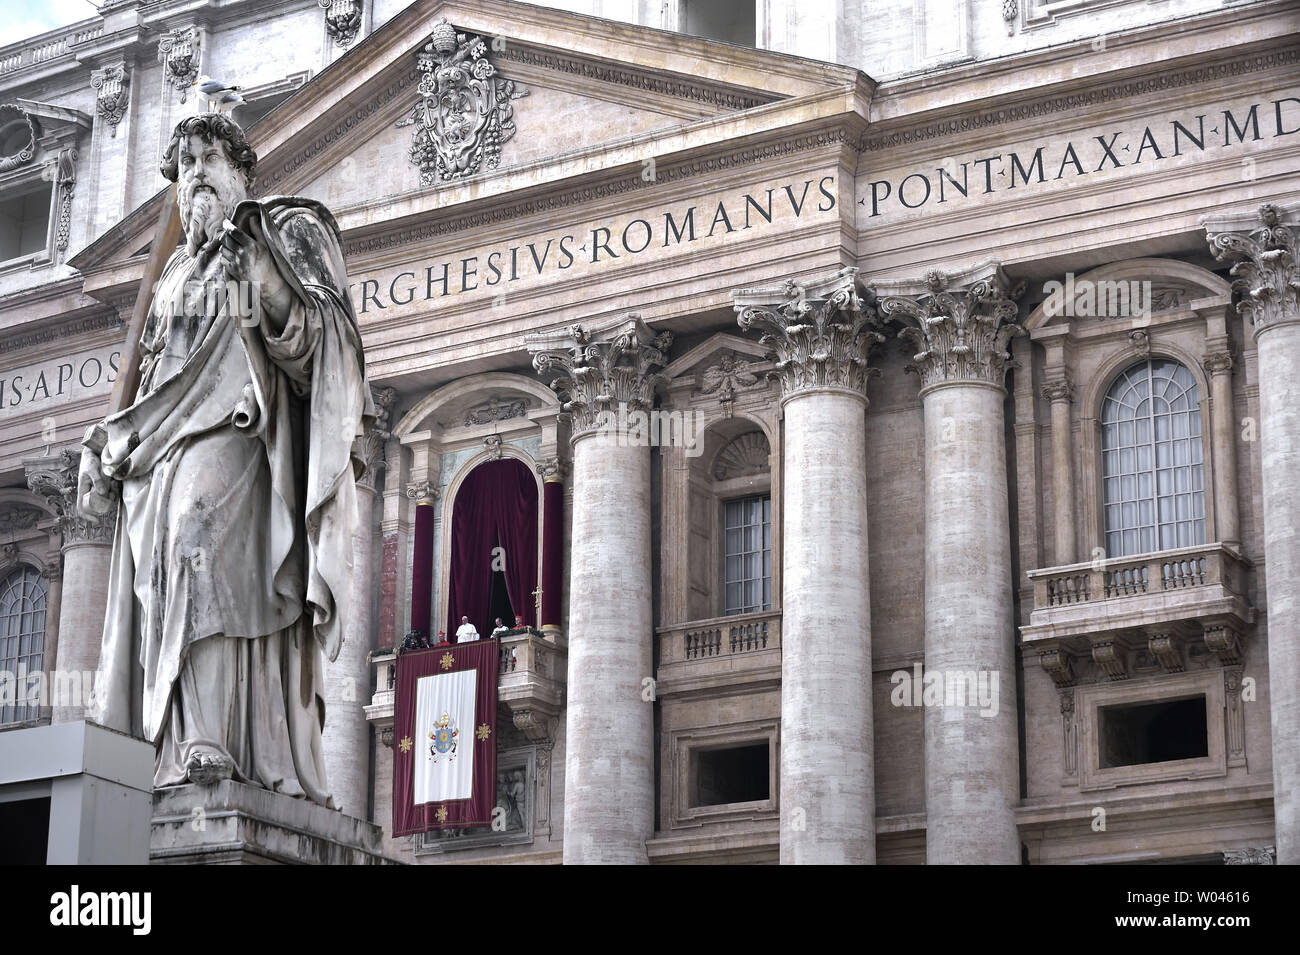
[681,0,756,47]
[691,743,770,807]
[0,183,52,262]
[1099,696,1209,769]
[723,495,770,615]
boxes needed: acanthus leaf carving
[527,315,672,441]
[876,265,1025,391]
[732,267,884,400]
[1207,203,1300,338]
[25,447,116,546]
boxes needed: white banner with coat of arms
[412,669,478,804]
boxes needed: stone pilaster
[1041,375,1076,565]
[25,448,116,723]
[876,263,1024,865]
[324,385,395,818]
[733,267,883,864]
[1202,350,1240,550]
[1206,202,1300,864]
[528,315,671,865]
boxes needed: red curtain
[447,459,538,636]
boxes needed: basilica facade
[0,0,1296,864]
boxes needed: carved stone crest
[319,0,363,47]
[91,63,130,136]
[398,18,528,185]
[158,27,201,103]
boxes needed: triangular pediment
[70,0,864,289]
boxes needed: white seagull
[194,75,243,113]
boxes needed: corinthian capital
[1205,203,1300,339]
[355,385,397,491]
[875,263,1025,392]
[731,267,883,400]
[24,448,116,546]
[526,314,673,440]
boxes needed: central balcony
[366,630,567,743]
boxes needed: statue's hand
[76,441,118,522]
[220,219,291,329]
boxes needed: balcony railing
[658,610,781,665]
[0,22,102,75]
[1022,542,1253,646]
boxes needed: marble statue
[79,113,375,806]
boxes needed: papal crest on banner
[392,638,499,836]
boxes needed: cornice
[493,44,777,112]
[342,124,855,258]
[861,45,1300,153]
[0,310,124,354]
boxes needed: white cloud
[0,0,101,50]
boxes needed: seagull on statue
[194,75,243,113]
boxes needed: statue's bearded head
[160,115,257,256]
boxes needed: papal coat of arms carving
[398,18,528,185]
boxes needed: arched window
[0,565,47,723]
[1101,359,1205,557]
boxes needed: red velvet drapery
[446,459,538,637]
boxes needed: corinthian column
[1207,202,1300,864]
[25,448,117,723]
[528,315,671,865]
[733,267,883,864]
[877,264,1024,865]
[324,385,395,818]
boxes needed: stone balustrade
[0,24,103,75]
[658,610,782,665]
[1022,542,1253,647]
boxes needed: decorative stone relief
[1039,648,1075,688]
[25,448,116,546]
[528,316,673,440]
[319,0,363,47]
[464,395,528,426]
[90,63,129,135]
[0,104,37,172]
[1128,328,1152,357]
[1223,846,1275,864]
[1147,631,1184,673]
[0,503,45,535]
[397,17,528,185]
[405,480,439,505]
[1207,203,1299,336]
[539,458,565,483]
[1060,692,1077,779]
[712,431,770,481]
[158,27,201,103]
[54,148,76,253]
[355,385,396,492]
[1090,638,1127,681]
[1203,350,1234,377]
[1203,624,1243,666]
[732,267,883,399]
[876,266,1025,391]
[483,434,504,461]
[1041,376,1073,404]
[1224,666,1246,768]
[699,353,761,416]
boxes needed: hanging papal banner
[392,639,499,836]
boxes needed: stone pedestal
[1207,203,1300,864]
[0,720,154,864]
[150,780,395,864]
[734,268,881,864]
[879,265,1024,865]
[529,316,671,865]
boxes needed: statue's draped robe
[87,197,374,805]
